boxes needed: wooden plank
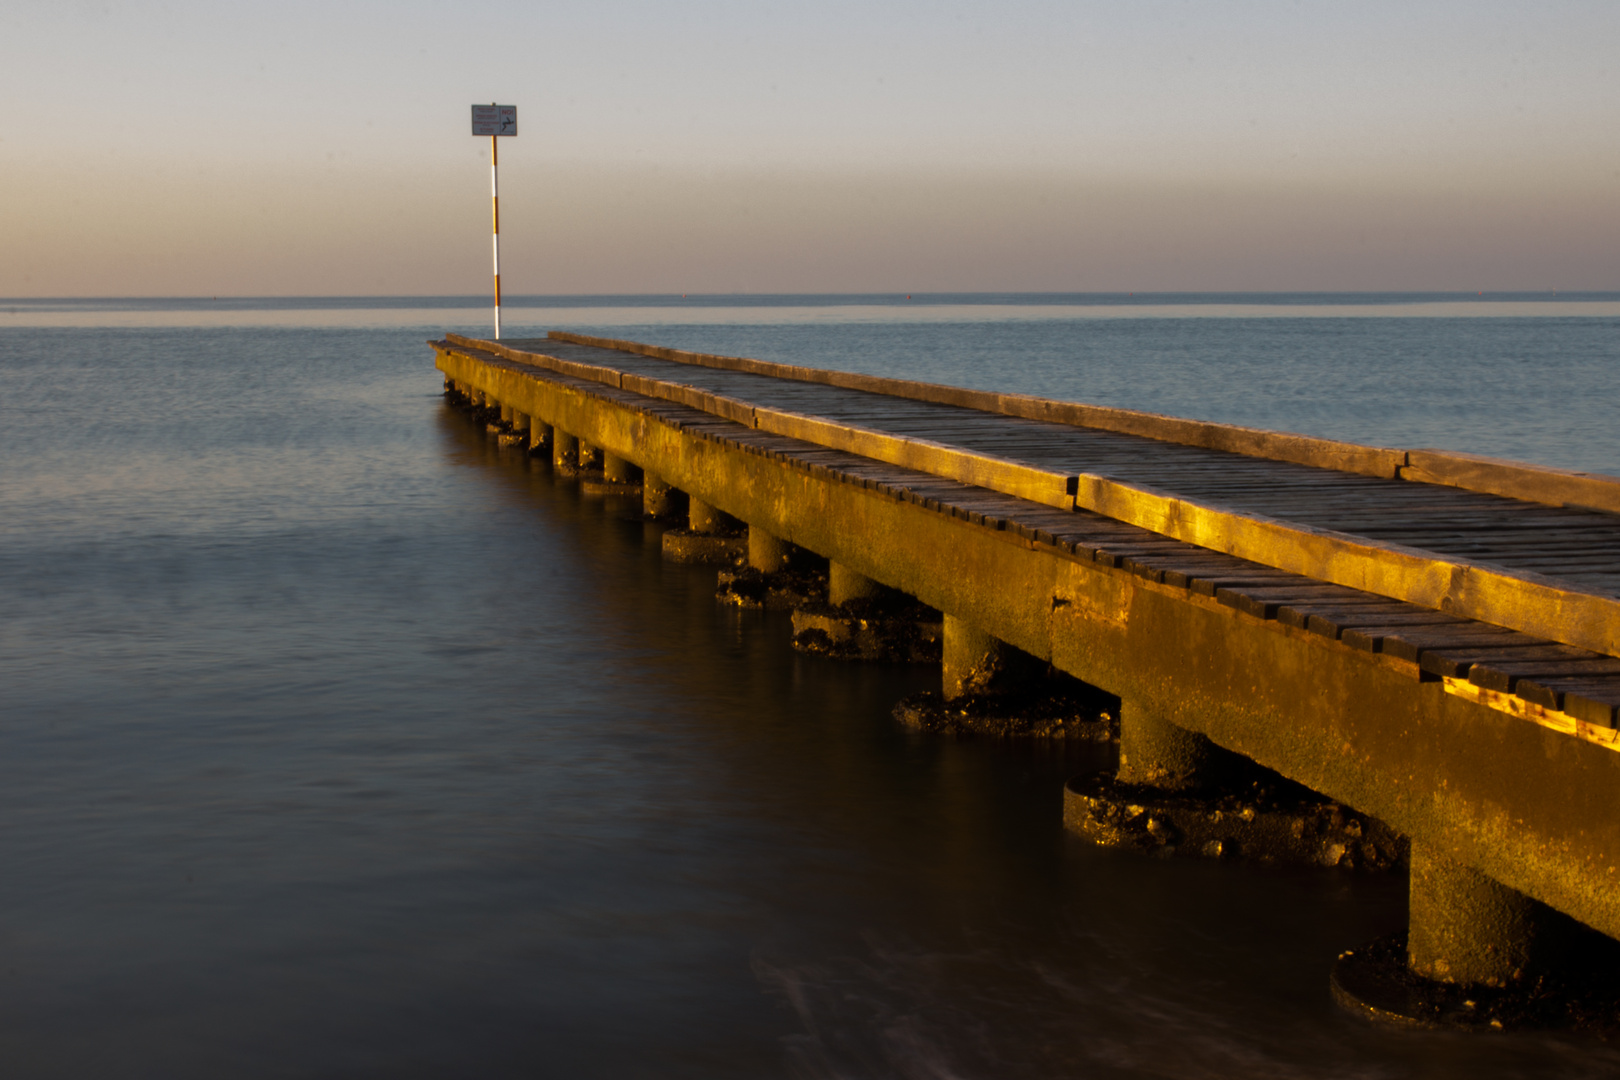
[1468,656,1620,693]
[1072,473,1620,658]
[546,330,1408,478]
[1379,626,1537,664]
[1564,684,1620,728]
[449,333,628,391]
[1213,584,1370,619]
[1514,675,1620,723]
[1186,572,1303,597]
[751,406,1077,510]
[513,334,1620,545]
[1320,613,1465,647]
[1401,643,1594,679]
[618,373,757,428]
[465,336,1080,511]
[1275,599,1410,630]
[1405,449,1620,515]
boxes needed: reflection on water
[2,322,1620,1076]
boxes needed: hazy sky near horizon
[3,0,1617,296]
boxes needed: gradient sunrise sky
[3,0,1617,296]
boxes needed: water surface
[2,300,1618,1077]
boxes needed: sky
[2,0,1617,296]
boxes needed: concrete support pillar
[748,526,790,573]
[553,431,579,469]
[1116,701,1226,792]
[603,453,641,485]
[511,410,530,433]
[578,441,603,471]
[529,421,552,454]
[643,474,683,519]
[943,614,1040,700]
[1407,844,1560,988]
[688,497,724,534]
[828,562,881,606]
[499,403,513,424]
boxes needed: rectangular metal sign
[471,105,517,136]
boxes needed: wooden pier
[433,329,1620,1021]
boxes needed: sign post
[471,104,518,339]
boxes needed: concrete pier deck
[432,329,1620,1012]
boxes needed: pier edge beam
[828,562,881,606]
[553,430,579,469]
[643,473,683,519]
[748,526,790,573]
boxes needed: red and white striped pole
[472,103,515,338]
[490,126,501,340]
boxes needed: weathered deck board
[510,335,1620,601]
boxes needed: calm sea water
[2,296,1618,1078]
